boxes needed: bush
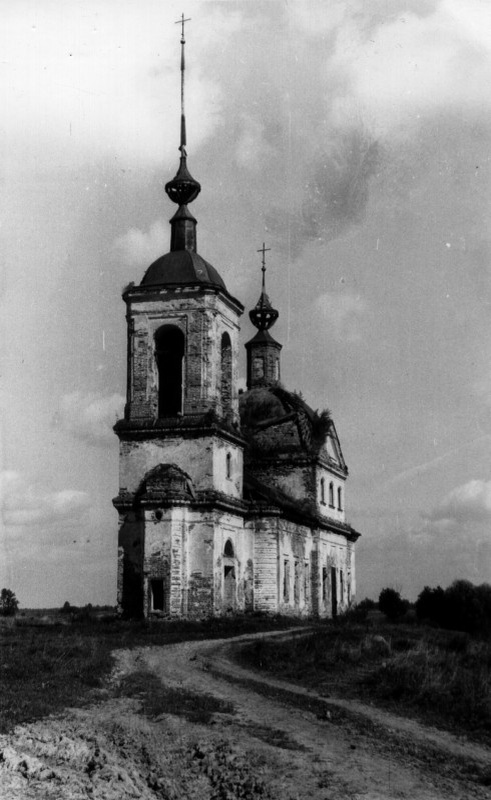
[378,588,409,622]
[0,588,19,617]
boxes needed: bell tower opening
[155,325,185,417]
[221,332,232,411]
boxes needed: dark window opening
[226,452,232,479]
[151,579,164,612]
[224,539,234,558]
[337,486,343,511]
[294,560,300,605]
[221,332,232,409]
[155,325,185,417]
[340,570,344,604]
[320,478,326,505]
[331,567,338,618]
[329,482,334,508]
[283,560,290,602]
[322,567,328,601]
[304,561,310,602]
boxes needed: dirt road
[1,629,490,799]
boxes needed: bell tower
[113,17,247,618]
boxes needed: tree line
[376,580,491,635]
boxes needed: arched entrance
[223,539,237,612]
[155,325,185,417]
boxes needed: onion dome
[249,243,279,331]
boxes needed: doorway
[224,566,236,611]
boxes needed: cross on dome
[249,243,279,331]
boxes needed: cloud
[56,391,125,446]
[235,114,275,169]
[333,1,491,135]
[0,471,90,528]
[113,220,167,269]
[0,2,226,169]
[424,479,491,525]
[301,128,381,243]
[315,291,368,342]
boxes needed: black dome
[141,250,227,290]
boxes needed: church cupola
[245,244,282,389]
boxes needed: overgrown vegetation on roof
[239,388,285,430]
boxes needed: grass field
[238,621,491,747]
[3,613,491,748]
[0,612,300,734]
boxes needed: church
[113,27,361,619]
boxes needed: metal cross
[257,243,271,290]
[175,13,191,42]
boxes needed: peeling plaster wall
[251,517,279,613]
[316,531,355,616]
[276,521,316,618]
[213,513,254,615]
[118,436,243,498]
[248,515,355,619]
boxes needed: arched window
[329,481,334,508]
[320,477,326,505]
[155,325,185,417]
[224,539,234,558]
[337,486,343,511]
[221,332,232,409]
[226,451,232,479]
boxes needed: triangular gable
[325,421,347,472]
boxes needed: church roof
[239,385,346,469]
[141,249,227,290]
[244,471,360,540]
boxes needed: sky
[0,0,490,607]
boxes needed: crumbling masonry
[113,42,360,618]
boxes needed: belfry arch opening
[155,325,185,417]
[221,332,232,411]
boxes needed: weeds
[191,740,275,799]
[239,623,491,746]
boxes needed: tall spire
[165,14,201,251]
[249,243,279,331]
[178,13,190,156]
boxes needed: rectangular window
[340,570,344,604]
[322,567,328,601]
[283,560,290,602]
[151,579,164,612]
[294,560,300,605]
[304,561,310,603]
